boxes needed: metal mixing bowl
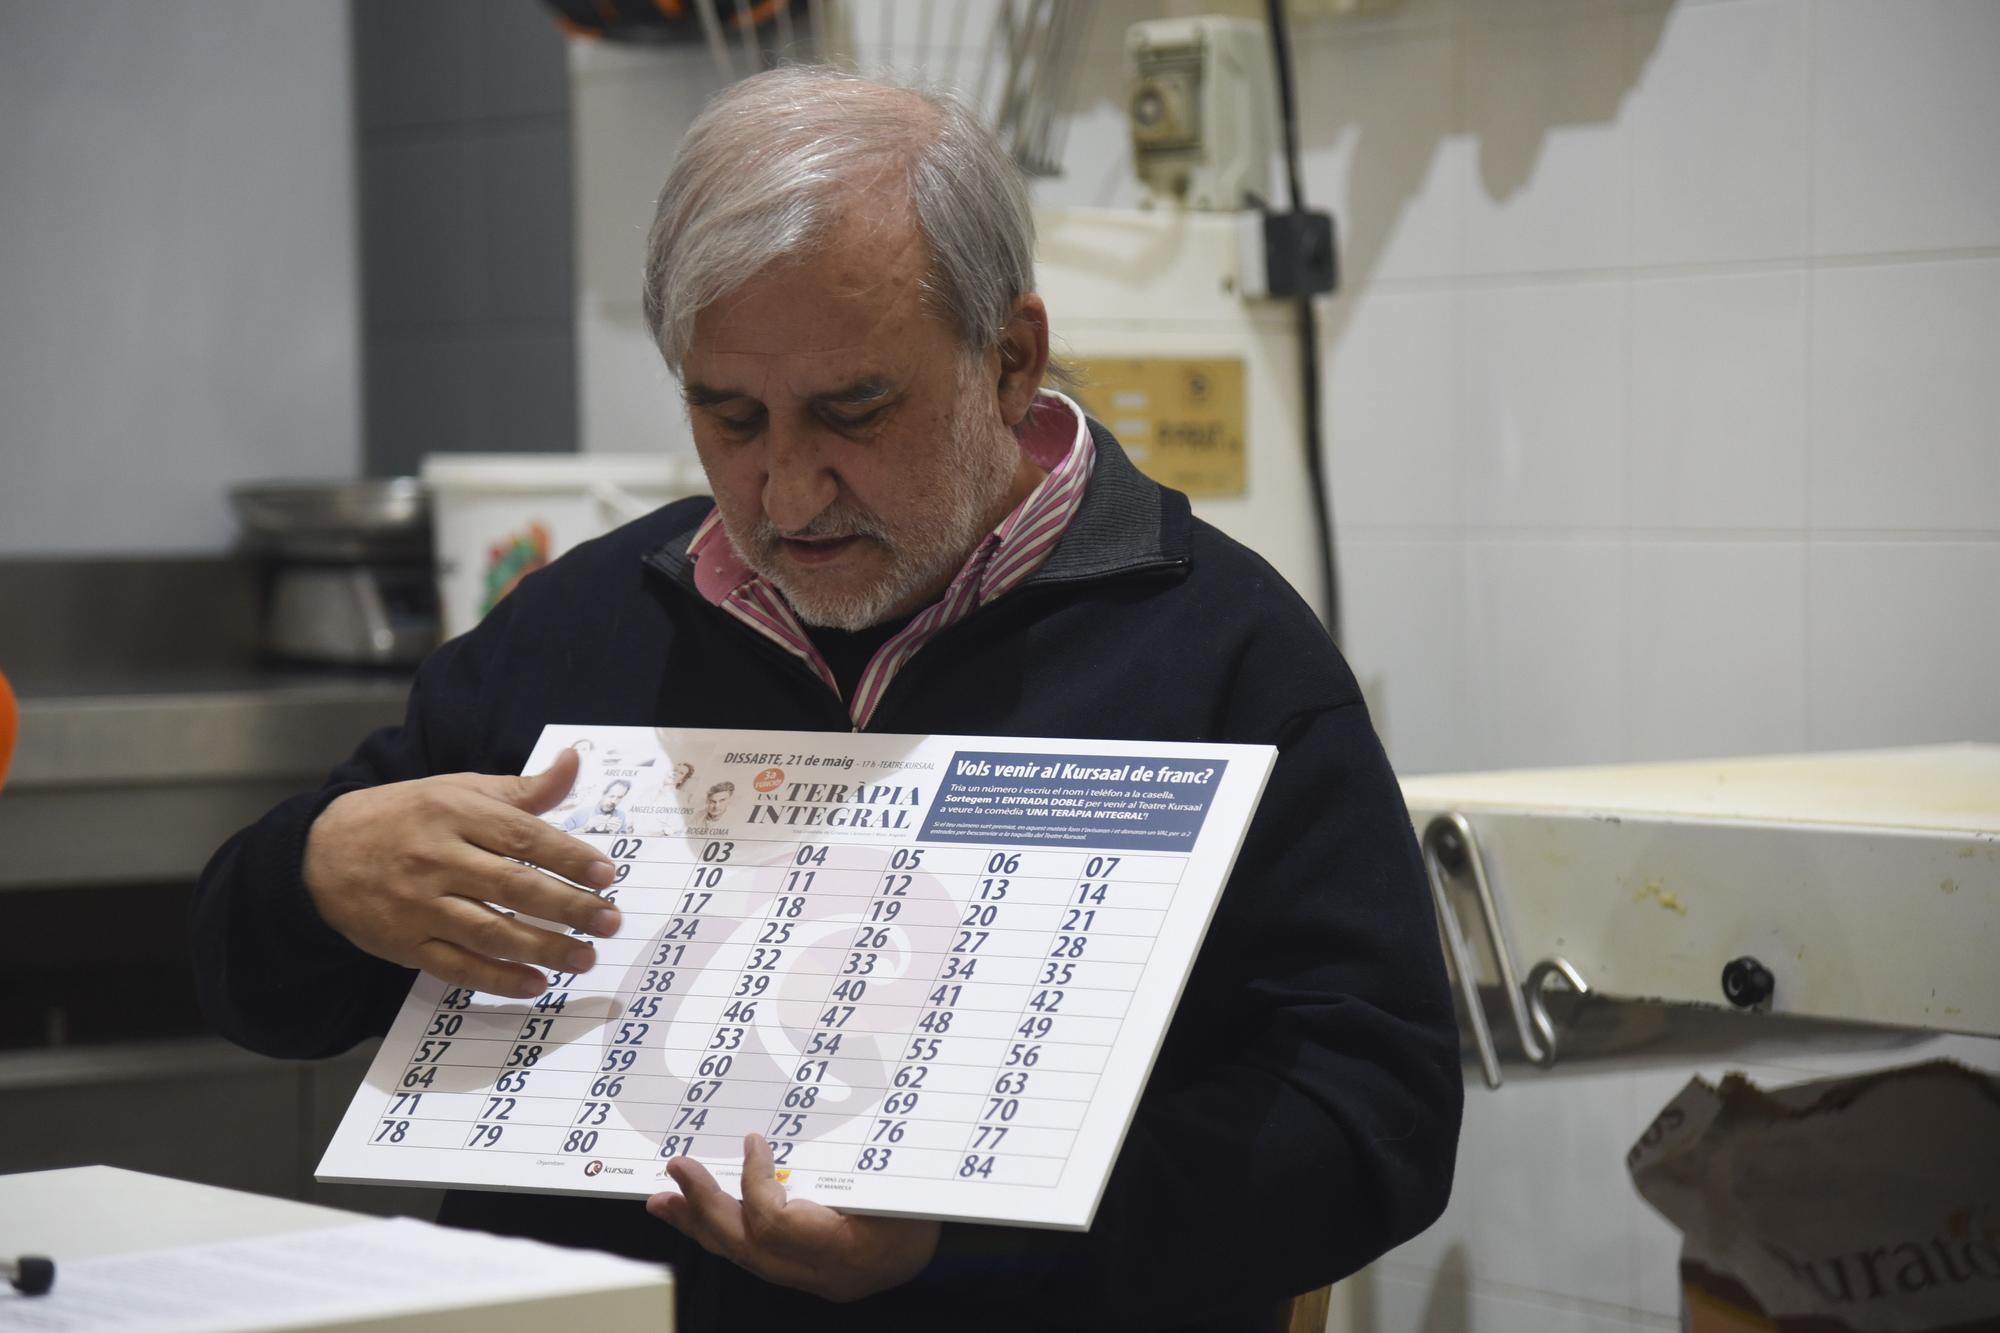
[229,479,431,562]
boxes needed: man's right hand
[302,748,621,998]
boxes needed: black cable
[1294,286,1337,638]
[1263,0,1342,644]
[1267,0,1307,214]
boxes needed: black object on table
[4,1255,54,1296]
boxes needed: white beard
[720,365,1020,631]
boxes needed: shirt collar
[683,390,1098,726]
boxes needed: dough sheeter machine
[1402,744,1999,1087]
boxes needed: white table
[0,1166,674,1332]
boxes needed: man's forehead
[683,363,902,406]
[812,192,927,288]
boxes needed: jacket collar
[642,419,1191,598]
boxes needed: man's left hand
[648,1134,941,1303]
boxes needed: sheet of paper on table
[0,1216,668,1333]
[320,726,1276,1230]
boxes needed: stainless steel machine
[229,479,439,668]
[1408,746,2000,1088]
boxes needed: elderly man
[193,68,1460,1331]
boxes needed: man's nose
[760,422,838,533]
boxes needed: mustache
[754,503,893,546]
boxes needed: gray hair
[642,67,1037,374]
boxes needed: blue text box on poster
[918,751,1228,851]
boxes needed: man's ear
[992,293,1050,429]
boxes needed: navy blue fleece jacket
[193,426,1462,1332]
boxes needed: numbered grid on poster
[322,728,1273,1230]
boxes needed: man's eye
[825,407,883,431]
[714,412,762,434]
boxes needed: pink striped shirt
[685,391,1097,730]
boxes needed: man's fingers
[431,897,599,975]
[445,750,588,817]
[739,1133,791,1218]
[652,1156,821,1293]
[660,1155,750,1257]
[458,845,621,938]
[462,800,618,894]
[507,748,581,814]
[304,758,624,983]
[431,760,620,895]
[647,1144,926,1302]
[644,1189,695,1240]
[735,1133,827,1266]
[408,938,547,999]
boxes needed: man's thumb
[505,747,581,815]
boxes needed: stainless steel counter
[1,557,411,889]
[4,676,409,889]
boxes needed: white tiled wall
[1307,5,1997,1328]
[0,1,358,555]
[1625,0,1809,267]
[1809,0,2000,256]
[1459,280,1627,530]
[568,5,2000,1327]
[1808,258,2000,532]
[1288,0,2000,776]
[1626,270,1808,529]
[1624,540,1809,759]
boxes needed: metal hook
[1421,813,1575,1088]
[1523,955,1591,1066]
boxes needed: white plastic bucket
[421,453,711,639]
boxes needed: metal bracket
[1524,956,1591,1061]
[1421,812,1590,1088]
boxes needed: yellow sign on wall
[1069,357,1247,499]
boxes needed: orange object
[0,668,16,793]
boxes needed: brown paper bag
[1628,1060,2000,1332]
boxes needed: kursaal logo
[584,1160,605,1177]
